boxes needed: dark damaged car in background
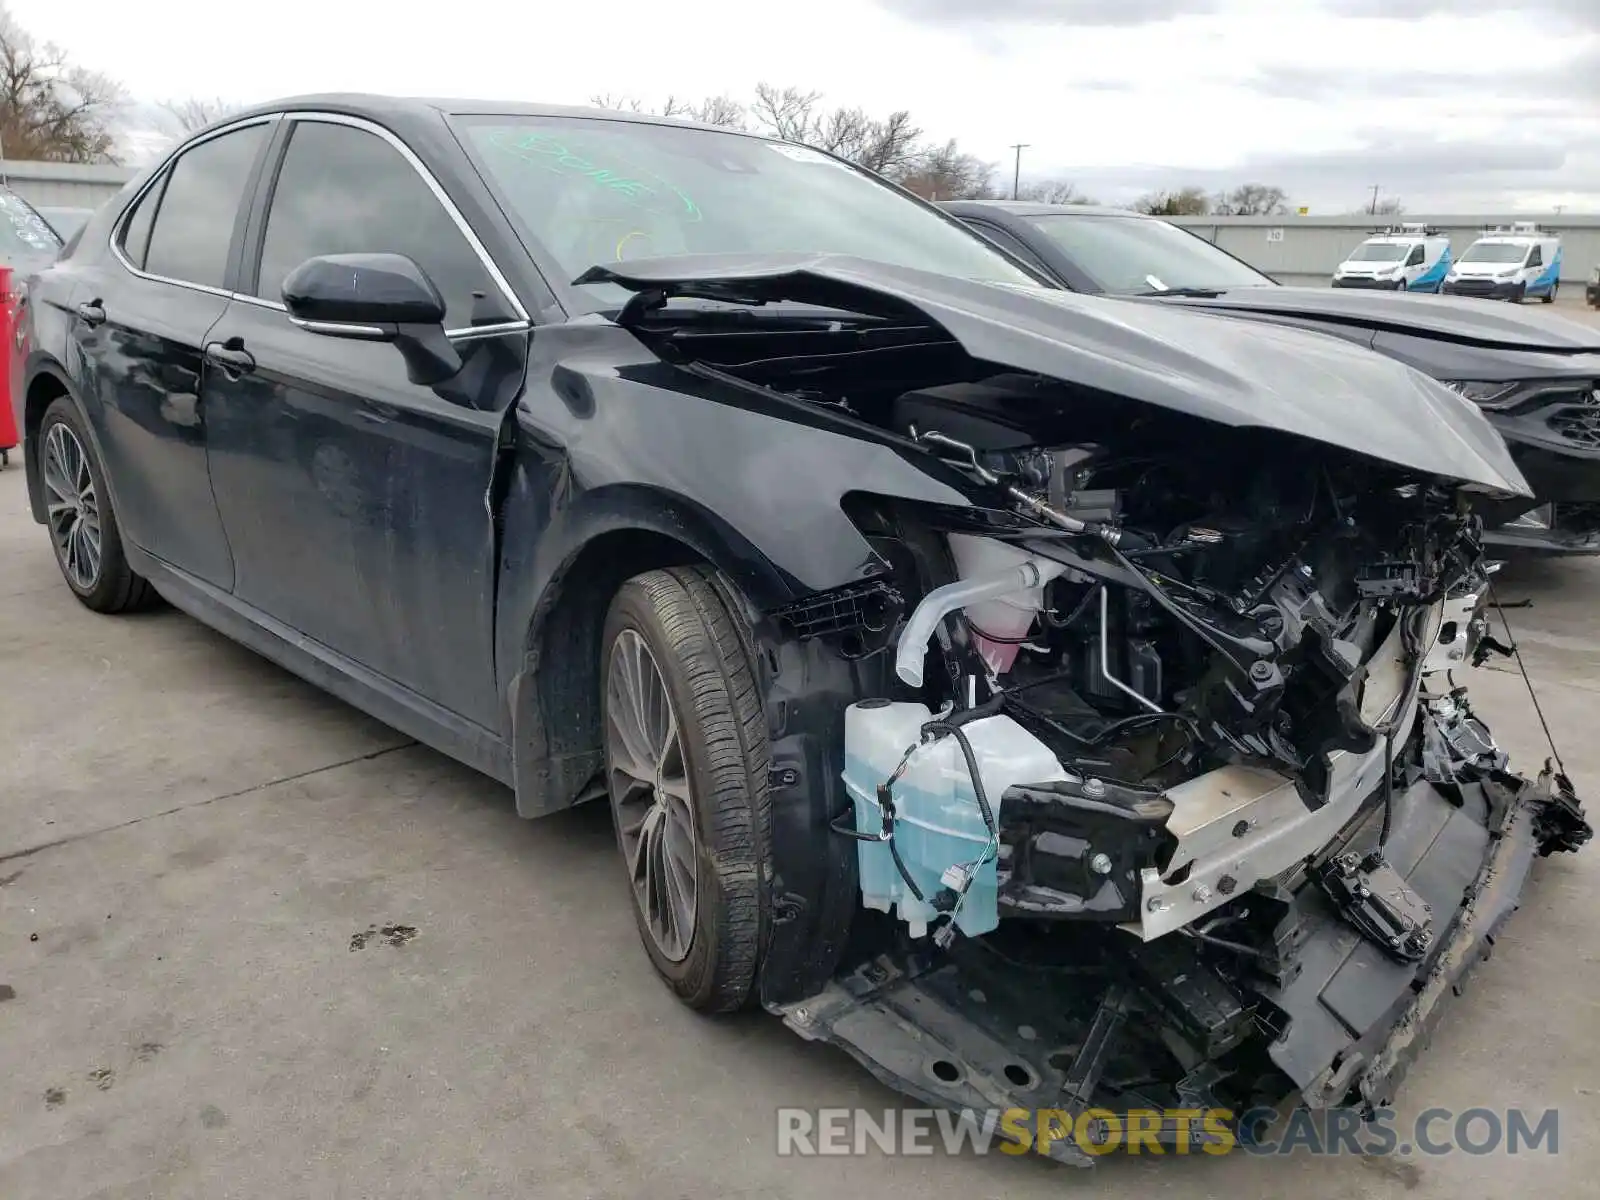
[944,200,1600,554]
[14,97,1590,1165]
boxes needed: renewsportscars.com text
[775,1105,1561,1158]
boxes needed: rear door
[200,114,529,728]
[73,118,275,588]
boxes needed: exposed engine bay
[744,356,1591,1160]
[595,256,1590,1164]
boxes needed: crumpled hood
[579,253,1530,497]
[1139,284,1600,352]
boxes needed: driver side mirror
[282,252,462,385]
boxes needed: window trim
[110,109,531,341]
[110,114,281,296]
[237,112,530,337]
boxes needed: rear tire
[601,567,770,1013]
[37,397,156,614]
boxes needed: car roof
[938,199,1143,219]
[225,92,774,140]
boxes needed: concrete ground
[3,317,1600,1196]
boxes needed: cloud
[1036,130,1600,211]
[1246,43,1600,105]
[1321,0,1599,27]
[873,0,1222,27]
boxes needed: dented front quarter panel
[492,321,968,992]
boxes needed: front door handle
[76,299,106,326]
[204,338,256,378]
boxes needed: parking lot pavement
[3,451,1600,1198]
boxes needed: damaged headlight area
[764,369,1591,1163]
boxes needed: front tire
[1543,282,1557,304]
[37,397,156,613]
[601,567,770,1013]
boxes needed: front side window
[143,123,268,288]
[1019,213,1273,294]
[454,115,1037,309]
[255,120,510,328]
[1528,247,1543,267]
[1406,245,1425,266]
[118,181,162,269]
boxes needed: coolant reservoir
[843,700,1070,938]
[947,534,1051,676]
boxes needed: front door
[76,120,274,588]
[200,115,528,728]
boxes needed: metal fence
[1168,214,1600,288]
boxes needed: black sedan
[15,96,1586,1158]
[944,199,1600,553]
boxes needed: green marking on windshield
[486,130,701,221]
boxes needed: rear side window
[143,123,269,289]
[119,182,161,269]
[254,120,509,328]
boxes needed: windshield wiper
[1128,286,1227,298]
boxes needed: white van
[1442,223,1563,303]
[1331,224,1452,292]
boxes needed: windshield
[1460,241,1529,264]
[0,189,64,273]
[1347,241,1409,262]
[455,115,1038,308]
[1018,212,1273,293]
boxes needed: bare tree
[687,94,747,130]
[0,3,123,162]
[1372,195,1405,216]
[591,91,747,129]
[1017,179,1096,205]
[161,96,237,133]
[594,81,980,190]
[1135,186,1211,216]
[900,139,993,200]
[749,83,821,143]
[1213,183,1289,216]
[589,92,647,113]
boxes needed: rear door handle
[204,339,256,377]
[76,300,106,326]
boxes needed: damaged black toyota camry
[17,97,1590,1165]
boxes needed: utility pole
[1368,184,1381,215]
[1011,143,1030,200]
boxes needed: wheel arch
[503,486,797,820]
[21,359,92,524]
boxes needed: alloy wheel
[41,422,102,591]
[606,628,699,962]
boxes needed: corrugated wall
[1169,214,1600,288]
[1,161,136,211]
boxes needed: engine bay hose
[895,557,1067,688]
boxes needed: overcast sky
[13,0,1599,212]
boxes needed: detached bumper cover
[772,717,1589,1166]
[1278,764,1587,1111]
